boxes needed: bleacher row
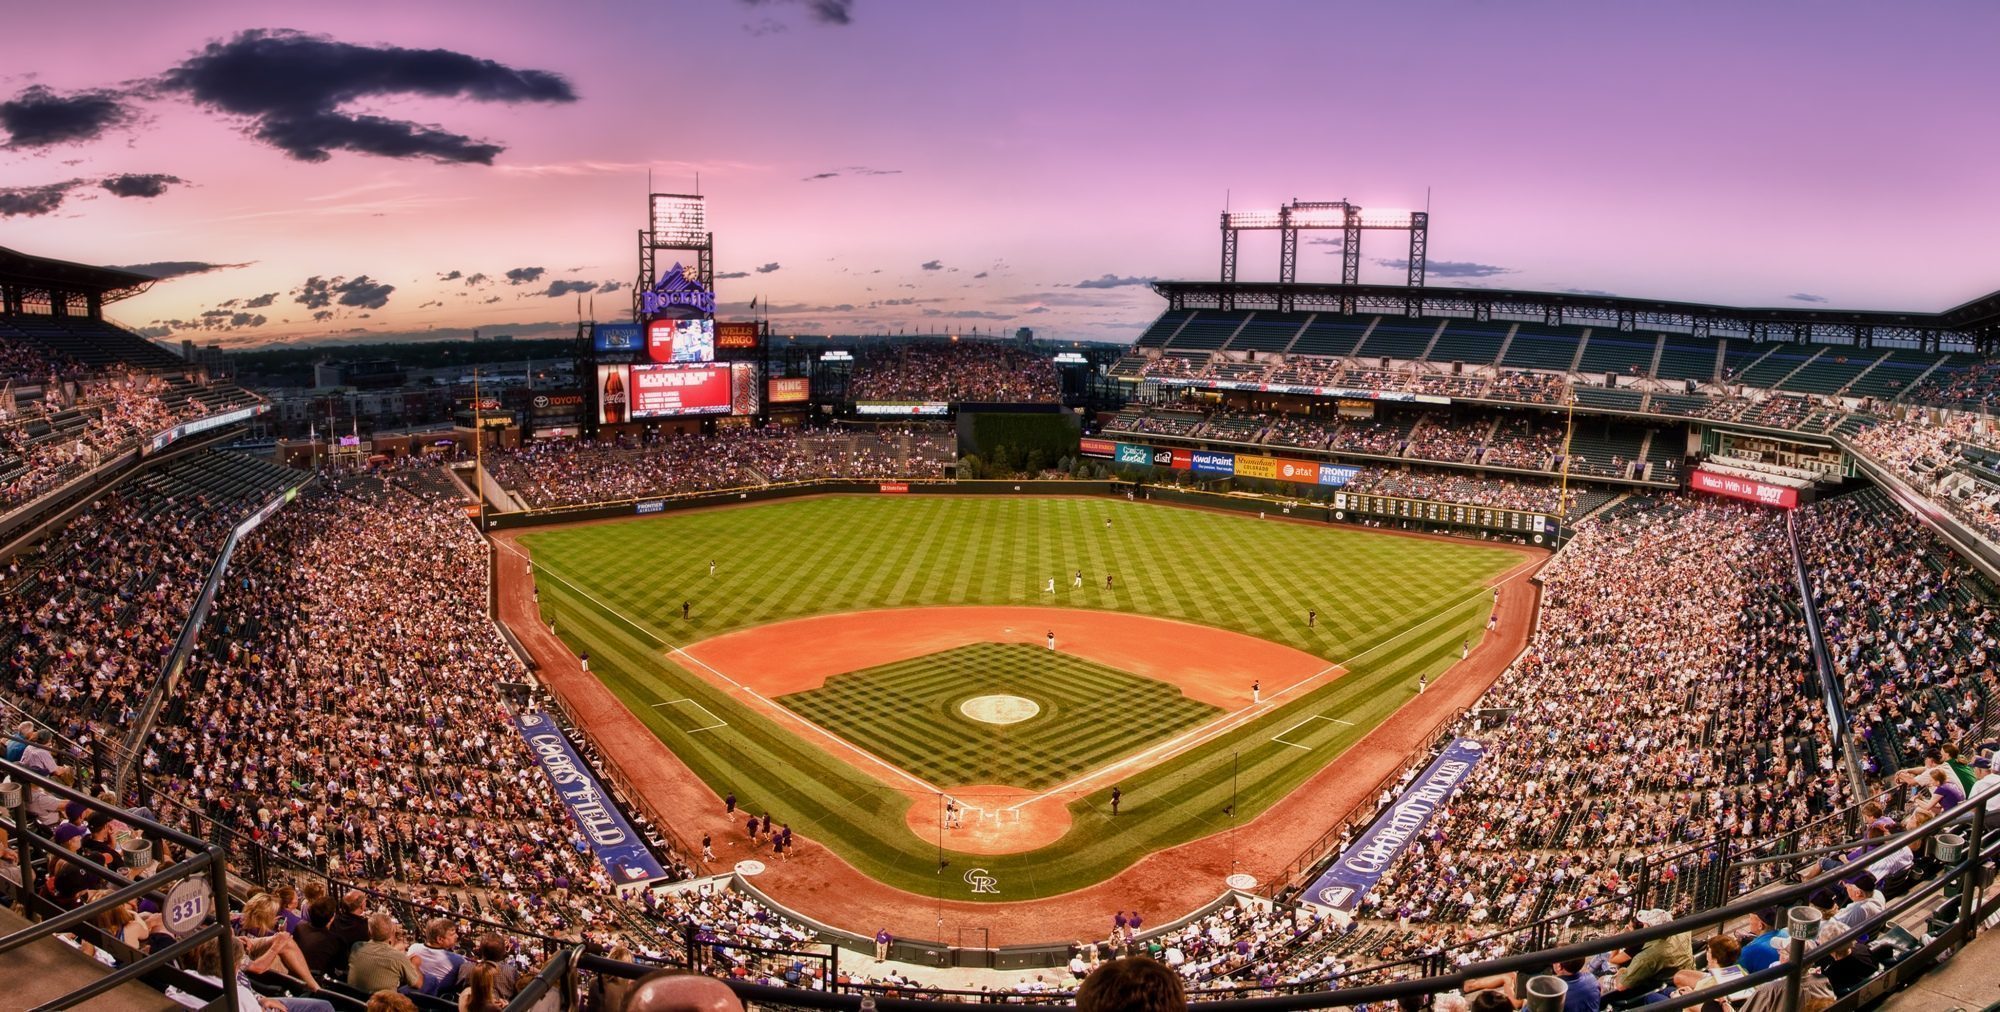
[1104,403,1683,484]
[1127,309,1958,400]
[0,313,186,376]
[1110,311,1991,444]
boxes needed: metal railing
[1,757,241,1012]
[571,793,1996,1012]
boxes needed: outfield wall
[481,476,1557,547]
[481,479,1117,531]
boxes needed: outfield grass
[778,642,1222,790]
[525,495,1518,900]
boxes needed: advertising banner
[1190,450,1235,475]
[855,401,950,416]
[596,364,630,425]
[512,712,667,888]
[879,482,910,494]
[1690,468,1799,508]
[767,377,811,404]
[635,500,665,515]
[1233,454,1280,480]
[1115,443,1155,466]
[630,363,732,417]
[1274,458,1320,484]
[1150,376,1449,406]
[1155,448,1188,470]
[646,318,715,363]
[1317,464,1360,487]
[1302,738,1486,910]
[729,362,760,415]
[1080,437,1116,458]
[716,321,759,349]
[592,323,643,354]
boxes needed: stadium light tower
[1220,199,1429,314]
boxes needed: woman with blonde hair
[237,892,323,991]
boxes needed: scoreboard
[1333,491,1555,539]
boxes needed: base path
[681,606,1338,853]
[492,522,1545,946]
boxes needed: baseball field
[520,494,1522,901]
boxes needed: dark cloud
[0,85,136,148]
[437,270,462,281]
[920,260,944,271]
[1560,287,1616,297]
[755,262,781,274]
[99,173,187,198]
[242,292,278,308]
[743,18,788,37]
[740,0,854,26]
[1786,292,1829,303]
[1,172,189,215]
[150,309,269,333]
[151,29,576,164]
[312,310,335,321]
[504,266,546,285]
[481,295,501,304]
[463,272,489,286]
[294,274,396,311]
[716,271,751,280]
[0,179,84,217]
[536,279,597,298]
[803,164,898,181]
[922,308,1010,320]
[598,280,625,293]
[1375,258,1514,278]
[109,260,253,280]
[973,271,989,279]
[1073,274,1158,289]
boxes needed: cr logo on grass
[963,868,999,894]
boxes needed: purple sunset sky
[2,0,1996,347]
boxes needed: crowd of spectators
[142,474,663,947]
[1403,416,1483,464]
[1851,413,2000,543]
[1,479,257,743]
[490,427,953,508]
[1482,371,1567,405]
[1478,417,1562,471]
[1329,418,1411,457]
[1355,496,1849,930]
[1906,359,2000,411]
[1342,470,1579,516]
[851,341,1058,402]
[1797,489,2000,778]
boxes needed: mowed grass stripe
[524,495,1519,899]
[776,643,1221,789]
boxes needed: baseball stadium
[4,7,2000,1012]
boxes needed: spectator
[1076,956,1186,1012]
[348,913,424,995]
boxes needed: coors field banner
[513,712,668,889]
[1303,738,1486,910]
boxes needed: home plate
[735,860,767,876]
[1225,874,1258,890]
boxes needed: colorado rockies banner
[513,712,668,889]
[1303,738,1486,909]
